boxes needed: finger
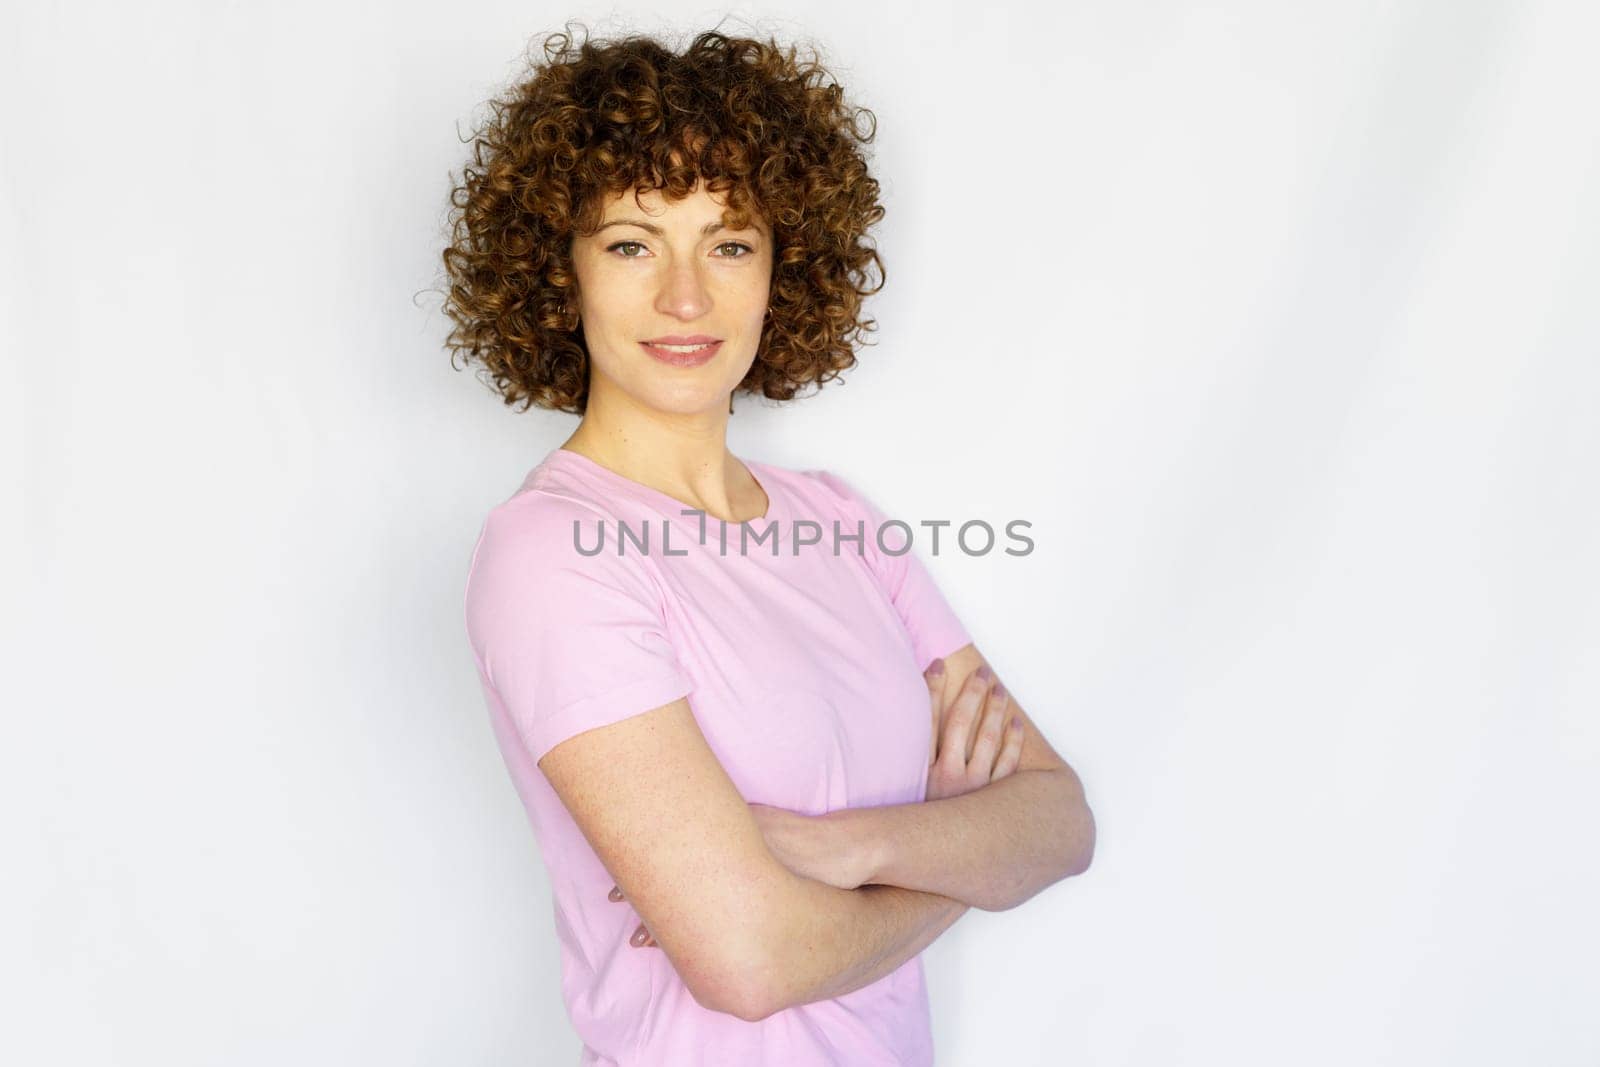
[925,658,946,765]
[612,895,656,948]
[967,683,1009,781]
[937,670,990,775]
[992,715,1025,780]
[962,668,997,764]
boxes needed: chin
[633,368,755,413]
[632,383,738,417]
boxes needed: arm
[477,499,974,1021]
[829,643,1096,910]
[538,693,971,1023]
[745,650,1091,1013]
[802,476,1097,905]
[830,766,1094,911]
[753,879,969,1019]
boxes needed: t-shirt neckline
[549,447,783,527]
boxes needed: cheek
[575,279,633,321]
[739,271,773,309]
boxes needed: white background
[5,2,1597,1064]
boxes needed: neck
[561,385,758,522]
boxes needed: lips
[640,339,722,367]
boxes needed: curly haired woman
[448,24,1095,1066]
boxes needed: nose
[654,255,713,321]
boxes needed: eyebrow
[595,218,763,237]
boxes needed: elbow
[723,901,804,1022]
[686,979,764,1023]
[727,989,782,1024]
[981,782,1098,913]
[683,929,784,1023]
[1041,771,1096,885]
[682,862,811,1022]
[689,976,776,1024]
[1066,798,1096,877]
[1050,767,1095,879]
[726,940,788,1022]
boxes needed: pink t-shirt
[462,447,973,1066]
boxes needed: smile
[640,340,722,366]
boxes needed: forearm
[833,768,1095,912]
[750,875,968,1019]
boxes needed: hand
[924,659,1024,802]
[747,801,866,890]
[608,883,658,949]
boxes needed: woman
[446,26,1095,1066]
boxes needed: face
[570,180,773,417]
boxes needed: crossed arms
[535,641,1097,1022]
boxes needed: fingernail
[631,928,647,947]
[608,886,623,902]
[976,664,993,681]
[992,683,1006,702]
[928,658,945,676]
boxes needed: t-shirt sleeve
[809,469,974,672]
[462,495,694,765]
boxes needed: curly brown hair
[438,24,887,415]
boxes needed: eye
[603,239,754,259]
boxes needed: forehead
[597,183,719,211]
[594,183,764,230]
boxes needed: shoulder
[467,488,621,579]
[480,484,619,541]
[786,466,903,543]
[776,463,854,501]
[463,489,668,637]
[756,461,874,521]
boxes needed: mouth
[640,338,722,366]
